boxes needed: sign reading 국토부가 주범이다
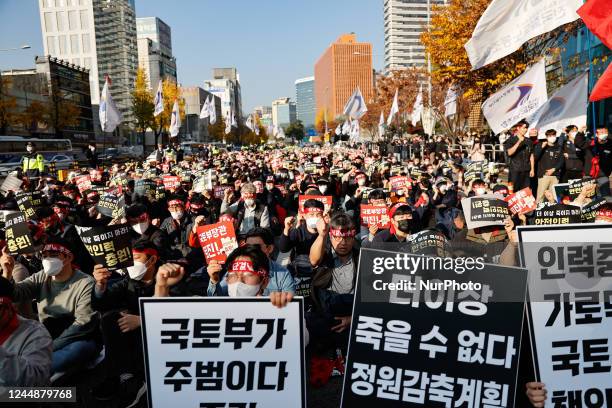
[518,224,612,408]
[139,297,306,408]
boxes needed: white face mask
[357,179,366,186]
[598,133,609,141]
[318,185,328,194]
[396,190,404,196]
[127,260,148,281]
[27,146,33,153]
[244,198,255,207]
[476,188,486,196]
[42,257,64,277]
[568,131,577,139]
[547,137,557,144]
[228,282,261,297]
[132,221,149,234]
[170,211,184,220]
[306,217,319,229]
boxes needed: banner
[389,176,411,191]
[15,191,43,220]
[76,224,133,271]
[529,72,588,135]
[360,205,391,229]
[534,203,582,225]
[140,297,306,408]
[214,185,232,199]
[408,229,451,257]
[482,61,548,134]
[0,174,22,196]
[568,177,597,200]
[461,196,509,229]
[298,195,333,214]
[96,194,126,219]
[341,248,527,407]
[4,212,36,255]
[505,187,537,215]
[581,197,607,223]
[465,0,582,69]
[518,225,612,408]
[162,175,181,191]
[75,175,92,194]
[196,221,239,263]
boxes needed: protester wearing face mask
[91,240,161,404]
[575,126,612,196]
[534,129,564,203]
[370,203,414,243]
[86,143,99,169]
[432,179,458,209]
[470,179,488,197]
[561,125,585,182]
[0,238,100,375]
[220,183,270,234]
[159,197,192,257]
[0,275,53,386]
[21,142,45,183]
[126,204,171,262]
[503,119,535,191]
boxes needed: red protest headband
[43,243,73,257]
[133,247,158,257]
[303,207,323,215]
[329,228,356,238]
[229,259,268,277]
[597,208,612,219]
[168,199,184,207]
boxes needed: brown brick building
[314,33,374,119]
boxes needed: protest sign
[581,198,607,222]
[162,175,181,190]
[196,221,239,263]
[15,191,42,220]
[390,165,404,176]
[461,196,509,229]
[298,195,332,214]
[408,229,451,257]
[134,179,156,199]
[214,185,232,199]
[410,168,423,179]
[518,224,612,408]
[533,203,582,225]
[552,183,570,203]
[341,248,527,408]
[0,210,18,224]
[568,177,597,200]
[5,212,36,255]
[389,176,411,191]
[0,174,22,196]
[76,224,133,270]
[304,163,317,174]
[360,204,390,229]
[193,169,214,193]
[75,175,92,193]
[505,187,537,215]
[140,297,306,408]
[96,194,126,219]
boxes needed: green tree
[285,120,305,140]
[132,68,154,152]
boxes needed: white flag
[529,71,588,135]
[482,60,548,134]
[169,99,181,137]
[378,111,385,137]
[444,85,459,117]
[350,120,360,141]
[231,112,237,128]
[208,98,217,125]
[342,87,368,119]
[341,120,350,135]
[199,96,211,119]
[245,115,254,131]
[254,122,260,136]
[411,86,423,127]
[465,0,582,70]
[387,89,399,126]
[225,110,232,135]
[153,80,164,117]
[277,126,285,139]
[335,124,342,136]
[99,76,122,133]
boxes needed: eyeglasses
[226,272,261,285]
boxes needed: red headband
[597,208,612,219]
[43,243,73,257]
[133,247,158,257]
[329,228,356,238]
[229,259,268,277]
[168,199,184,207]
[303,207,323,215]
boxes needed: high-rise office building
[295,76,315,129]
[314,33,374,119]
[272,98,297,128]
[383,0,448,72]
[203,67,242,121]
[181,86,221,142]
[38,0,138,130]
[136,17,177,89]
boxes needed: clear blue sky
[0,0,384,113]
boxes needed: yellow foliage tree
[314,107,337,135]
[153,79,185,145]
[17,100,47,135]
[132,68,154,148]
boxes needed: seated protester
[278,199,325,277]
[432,177,458,209]
[358,188,388,243]
[159,196,192,257]
[0,276,53,386]
[206,228,295,296]
[220,182,270,234]
[369,203,413,244]
[126,203,172,261]
[467,178,488,197]
[308,212,359,355]
[434,207,465,241]
[0,238,100,375]
[90,240,166,404]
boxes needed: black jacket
[535,141,564,178]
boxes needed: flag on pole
[378,111,385,138]
[528,71,588,134]
[444,85,459,117]
[277,127,285,139]
[208,98,217,125]
[465,0,582,70]
[341,120,350,135]
[577,0,612,50]
[199,96,211,119]
[99,75,122,133]
[169,99,181,137]
[342,87,368,119]
[245,115,254,132]
[482,60,548,134]
[224,110,232,135]
[349,120,360,141]
[387,89,399,126]
[231,112,237,128]
[254,121,260,136]
[590,65,612,102]
[153,80,164,117]
[335,124,341,136]
[411,86,423,127]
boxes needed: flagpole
[586,17,597,134]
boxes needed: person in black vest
[159,196,192,257]
[562,125,585,182]
[126,204,172,261]
[534,129,564,203]
[575,125,612,196]
[503,119,535,191]
[220,182,270,234]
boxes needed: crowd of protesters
[0,119,611,407]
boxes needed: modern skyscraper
[38,0,138,129]
[136,17,177,89]
[181,86,220,142]
[295,76,315,129]
[314,33,374,119]
[272,98,297,128]
[383,0,448,72]
[203,67,242,121]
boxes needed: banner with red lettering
[298,195,332,213]
[162,175,181,190]
[505,187,537,215]
[75,175,92,193]
[389,175,411,191]
[360,204,391,229]
[196,221,239,263]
